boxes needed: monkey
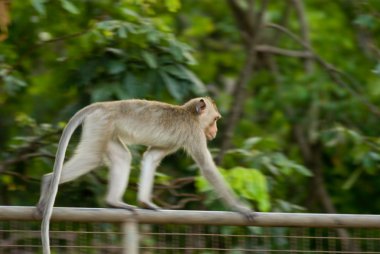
[36,97,255,254]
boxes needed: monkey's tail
[41,105,98,254]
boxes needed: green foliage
[0,69,27,96]
[124,0,181,13]
[68,10,205,101]
[354,14,377,30]
[165,0,181,12]
[320,126,380,189]
[216,136,312,212]
[196,166,270,212]
[225,137,312,178]
[1,0,380,217]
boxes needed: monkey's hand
[233,204,256,221]
[138,201,161,211]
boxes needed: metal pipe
[122,219,139,254]
[1,206,380,228]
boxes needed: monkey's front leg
[190,144,256,221]
[138,147,172,210]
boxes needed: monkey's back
[98,99,198,149]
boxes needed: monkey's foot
[138,201,161,211]
[106,201,137,211]
[239,210,257,221]
[234,205,257,221]
[34,201,46,219]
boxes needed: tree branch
[271,2,291,44]
[265,22,380,117]
[256,45,313,58]
[0,130,60,173]
[151,177,203,209]
[37,30,89,45]
[265,17,360,251]
[291,0,314,72]
[217,0,270,164]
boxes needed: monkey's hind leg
[105,140,136,211]
[138,147,173,210]
[35,146,103,217]
[35,173,54,218]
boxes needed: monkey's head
[186,97,221,141]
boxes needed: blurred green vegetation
[1,0,380,217]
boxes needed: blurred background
[0,0,380,216]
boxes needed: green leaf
[165,0,181,12]
[162,65,185,79]
[354,14,376,29]
[227,167,271,212]
[60,0,79,14]
[176,65,206,94]
[343,168,363,190]
[345,129,362,144]
[106,60,126,74]
[195,176,212,192]
[113,86,129,100]
[372,62,380,76]
[105,48,126,57]
[262,156,280,175]
[228,148,253,157]
[122,74,140,98]
[31,0,46,15]
[159,70,183,100]
[168,41,185,62]
[122,73,150,98]
[142,51,158,69]
[293,165,313,177]
[1,175,13,185]
[155,172,172,185]
[196,167,271,212]
[147,30,161,43]
[184,15,215,38]
[276,199,306,212]
[118,26,127,38]
[77,60,99,86]
[122,8,140,19]
[253,137,279,151]
[4,75,27,95]
[243,137,263,149]
[272,153,312,177]
[183,51,197,65]
[361,152,380,173]
[91,86,114,102]
[195,167,271,209]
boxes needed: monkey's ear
[195,99,206,114]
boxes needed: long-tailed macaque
[37,97,255,254]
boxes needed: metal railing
[1,206,380,253]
